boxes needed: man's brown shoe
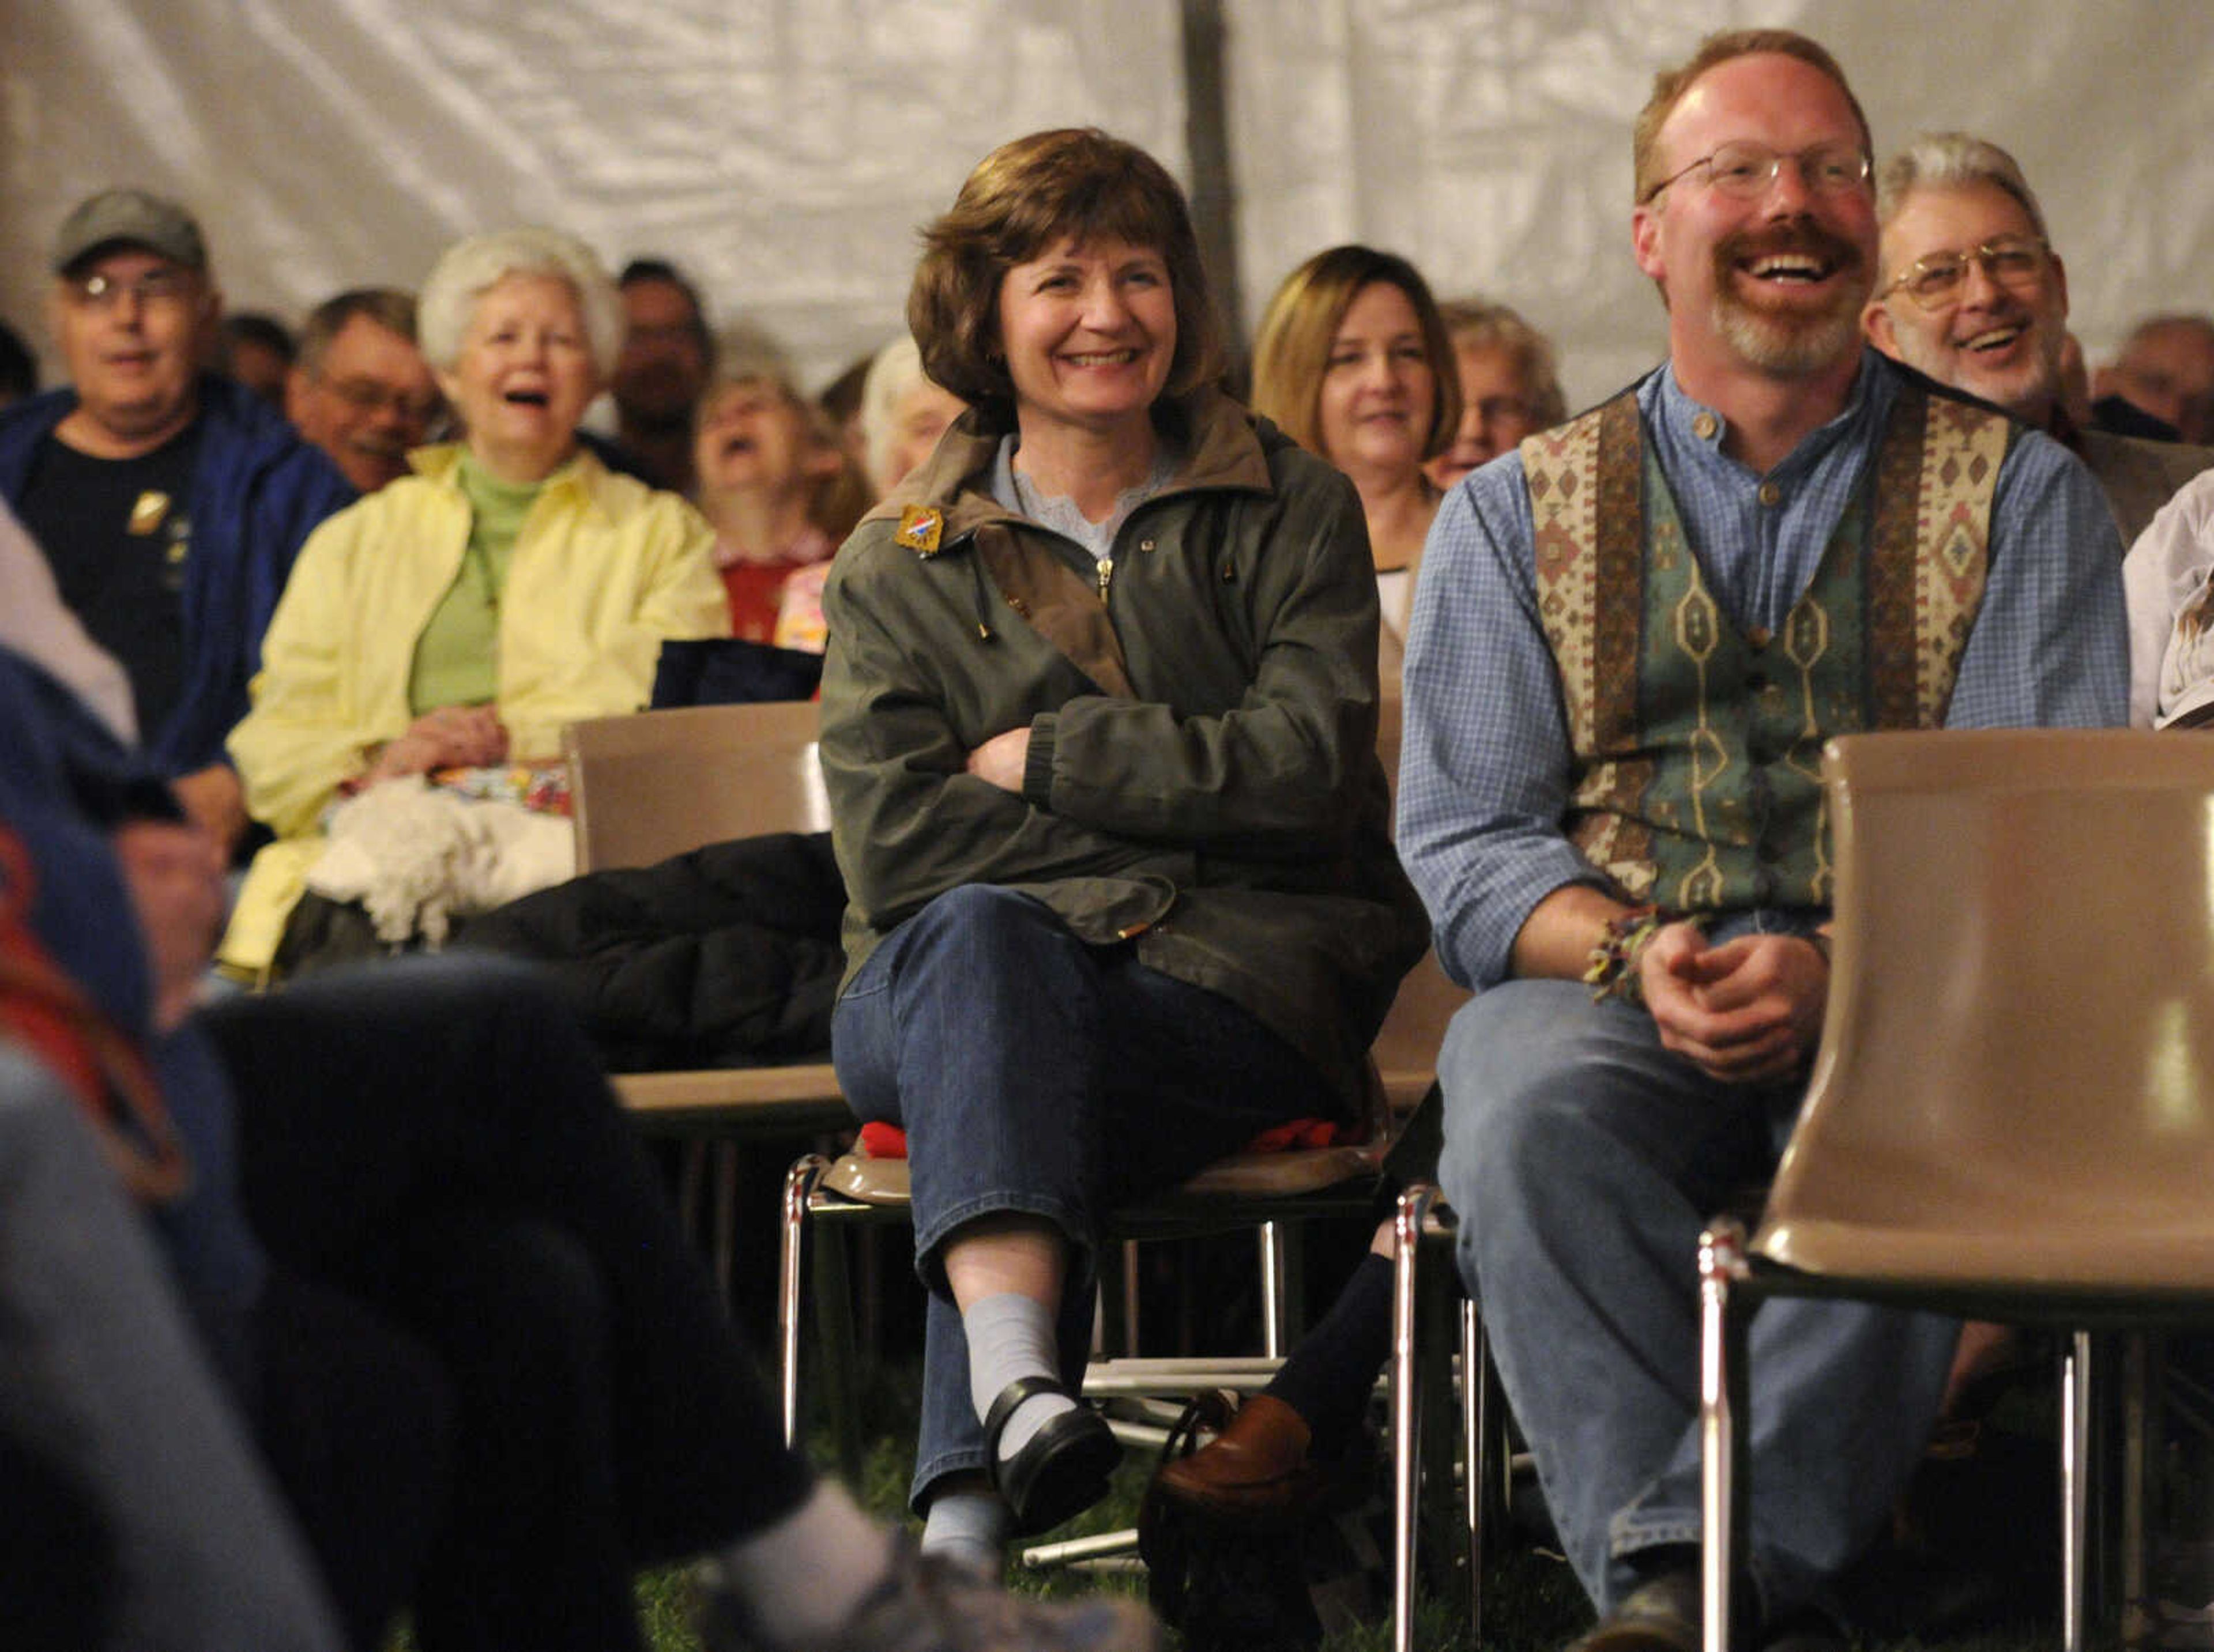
[1149,1394,1334,1526]
[1568,1569,1701,1652]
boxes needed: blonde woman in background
[1250,245,1459,642]
[1147,280,1569,1578]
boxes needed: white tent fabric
[3,0,1191,392]
[1223,0,2214,405]
[5,0,2213,409]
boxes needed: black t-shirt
[15,424,202,745]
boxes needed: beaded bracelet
[1584,906,1672,1007]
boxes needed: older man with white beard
[1864,133,2214,546]
[1399,29,2126,1652]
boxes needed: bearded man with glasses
[0,189,354,859]
[1865,131,2214,546]
[1399,31,2126,1652]
[286,288,447,495]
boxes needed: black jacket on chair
[463,830,846,1072]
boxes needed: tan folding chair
[563,701,852,1302]
[1700,729,2214,1652]
[567,701,831,866]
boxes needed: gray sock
[920,1488,1011,1578]
[720,1483,895,1645]
[962,1291,1076,1464]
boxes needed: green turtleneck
[408,454,541,715]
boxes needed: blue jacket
[0,646,266,1384]
[0,374,356,775]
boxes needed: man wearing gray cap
[0,188,354,856]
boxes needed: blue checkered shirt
[1397,350,2129,989]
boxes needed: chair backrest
[1369,682,1471,1106]
[1757,729,2214,1292]
[564,701,829,873]
[1372,948,1470,1109]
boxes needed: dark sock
[1262,1251,1393,1456]
[1624,1542,1700,1585]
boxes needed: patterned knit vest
[1519,379,2012,914]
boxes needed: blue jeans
[833,885,1341,1510]
[1434,979,1958,1619]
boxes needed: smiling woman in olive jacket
[816,127,1428,1574]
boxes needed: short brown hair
[1249,246,1460,463]
[1436,297,1568,429]
[907,129,1225,416]
[2118,312,2214,359]
[1632,29,1873,203]
[297,288,419,379]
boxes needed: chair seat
[821,1150,911,1202]
[1754,1220,2214,1308]
[1379,1067,1439,1118]
[1168,1138,1392,1198]
[815,1134,1392,1209]
[611,1064,849,1133]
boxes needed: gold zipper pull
[1097,556,1113,601]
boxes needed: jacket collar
[409,442,615,523]
[859,387,1282,701]
[862,385,1275,546]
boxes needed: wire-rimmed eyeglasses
[1876,236,2051,311]
[1640,141,1872,205]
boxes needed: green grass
[640,1367,1588,1652]
[381,1356,1572,1652]
[384,1357,2109,1652]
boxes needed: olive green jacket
[818,388,1429,1111]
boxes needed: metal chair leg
[2123,1332,2153,1646]
[1260,1220,1287,1358]
[1699,1219,1748,1652]
[1462,1298,1484,1645]
[1391,1182,1436,1652]
[1111,1238,1140,1358]
[814,1206,865,1485]
[2064,1330,2093,1652]
[778,1154,829,1446]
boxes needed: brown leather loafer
[1149,1394,1335,1526]
[1568,1570,1700,1652]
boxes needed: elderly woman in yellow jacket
[221,226,728,974]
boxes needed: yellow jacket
[220,444,729,972]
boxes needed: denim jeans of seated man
[832,884,1342,1512]
[1435,974,1960,1621]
